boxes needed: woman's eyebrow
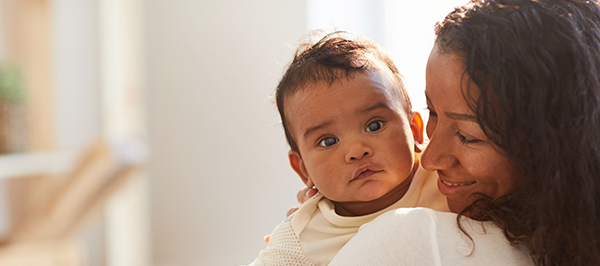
[445,112,477,122]
[426,93,476,122]
[425,94,434,108]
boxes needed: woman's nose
[421,127,458,171]
[345,139,373,163]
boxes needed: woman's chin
[446,201,466,215]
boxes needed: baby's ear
[288,150,314,188]
[410,112,424,152]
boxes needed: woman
[325,0,600,265]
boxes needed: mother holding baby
[299,0,600,265]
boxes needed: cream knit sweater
[248,166,447,266]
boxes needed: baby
[249,32,447,266]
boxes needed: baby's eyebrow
[358,102,389,114]
[303,121,333,139]
[302,103,390,139]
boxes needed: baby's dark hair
[276,32,410,153]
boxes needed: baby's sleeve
[247,213,316,266]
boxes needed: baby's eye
[366,121,384,132]
[318,137,339,147]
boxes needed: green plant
[0,64,26,103]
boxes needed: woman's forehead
[426,47,482,114]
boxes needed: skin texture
[286,71,423,216]
[420,45,518,214]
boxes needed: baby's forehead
[289,69,406,106]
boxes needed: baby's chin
[329,186,399,203]
[329,186,405,216]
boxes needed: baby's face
[286,71,416,203]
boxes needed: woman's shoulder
[386,206,454,218]
[329,208,451,265]
[331,208,535,266]
[363,207,510,245]
[354,208,457,254]
[364,207,456,229]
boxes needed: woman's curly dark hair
[435,0,600,265]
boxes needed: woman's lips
[440,179,476,186]
[437,172,476,195]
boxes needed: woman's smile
[421,45,519,213]
[436,171,477,197]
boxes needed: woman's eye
[318,137,338,147]
[366,121,384,132]
[426,107,438,118]
[455,132,479,144]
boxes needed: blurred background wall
[146,1,464,265]
[0,0,465,265]
[144,1,307,265]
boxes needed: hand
[285,187,318,216]
[286,207,299,217]
[297,187,318,204]
[266,187,319,245]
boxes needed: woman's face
[421,45,519,213]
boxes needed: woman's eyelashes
[318,136,339,147]
[426,107,437,118]
[455,131,479,144]
[365,120,384,132]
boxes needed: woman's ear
[410,112,424,153]
[288,150,314,188]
